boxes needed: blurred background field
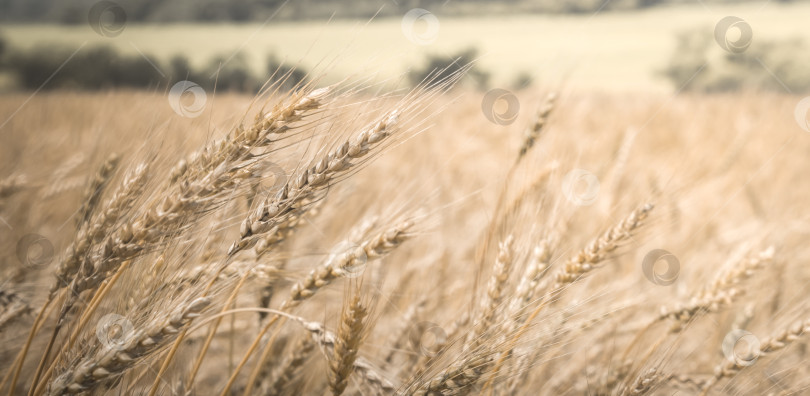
[2,1,810,93]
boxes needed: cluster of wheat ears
[0,68,808,395]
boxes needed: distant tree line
[662,29,810,93]
[0,36,306,92]
[0,36,501,92]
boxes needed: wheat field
[1,76,810,396]
[5,1,810,92]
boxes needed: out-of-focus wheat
[1,77,808,396]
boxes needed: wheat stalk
[47,297,210,395]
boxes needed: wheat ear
[287,316,396,394]
[659,247,774,332]
[517,92,557,161]
[328,294,369,396]
[51,163,148,300]
[626,367,661,395]
[701,318,810,395]
[76,153,120,229]
[482,204,654,393]
[552,203,653,288]
[221,219,411,396]
[241,218,410,394]
[230,109,401,255]
[467,235,514,350]
[47,298,210,395]
[64,87,330,302]
[507,234,555,328]
[284,219,414,309]
[412,354,492,396]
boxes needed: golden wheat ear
[328,292,369,396]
